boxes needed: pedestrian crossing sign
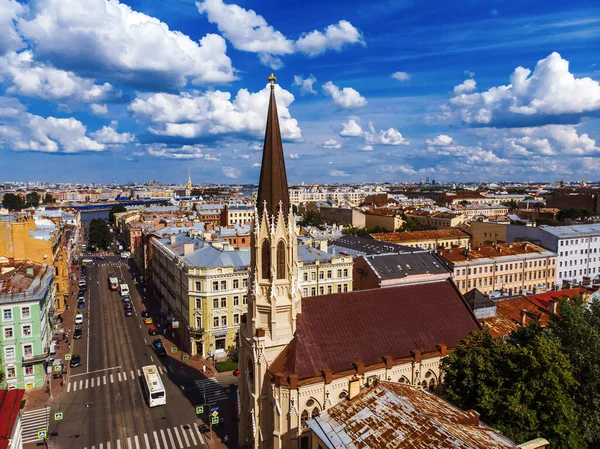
[211,417,219,425]
[182,354,189,361]
[37,430,47,439]
[54,364,62,372]
[171,346,178,353]
[65,354,72,361]
[195,405,204,414]
[54,412,63,421]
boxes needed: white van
[120,284,130,297]
[121,251,131,260]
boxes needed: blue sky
[1,0,599,184]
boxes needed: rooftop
[0,389,25,449]
[539,223,600,238]
[308,381,520,449]
[0,260,54,302]
[525,287,589,310]
[479,296,551,338]
[361,252,451,280]
[371,229,469,243]
[330,235,415,257]
[439,241,554,264]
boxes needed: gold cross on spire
[268,73,276,89]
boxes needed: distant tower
[187,167,193,190]
[581,174,587,187]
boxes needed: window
[261,241,270,280]
[277,241,286,279]
[337,285,342,293]
[213,317,219,327]
[213,298,219,309]
[327,270,332,279]
[4,327,14,339]
[195,281,201,291]
[319,271,324,280]
[243,278,248,288]
[303,272,308,282]
[215,338,226,350]
[233,279,239,289]
[21,307,30,319]
[302,288,308,297]
[22,324,32,337]
[221,316,227,327]
[6,366,15,379]
[196,298,202,309]
[195,316,202,328]
[23,344,33,358]
[24,365,34,376]
[310,272,316,281]
[343,269,348,277]
[233,296,239,306]
[3,309,12,321]
[212,281,219,291]
[220,280,227,290]
[311,287,316,296]
[319,287,324,295]
[4,346,15,360]
[233,314,239,325]
[242,295,248,305]
[343,284,348,292]
[337,270,342,278]
[221,298,227,308]
[327,286,332,294]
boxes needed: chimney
[321,369,333,384]
[183,243,194,256]
[383,356,393,370]
[458,409,480,426]
[549,299,559,314]
[170,235,177,245]
[520,309,527,326]
[353,361,365,376]
[436,344,447,356]
[348,376,361,400]
[411,349,422,363]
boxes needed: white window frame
[23,365,34,376]
[2,308,12,322]
[6,365,16,379]
[22,323,32,338]
[21,306,31,319]
[22,343,33,358]
[3,326,14,340]
[4,345,16,361]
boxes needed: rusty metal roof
[273,280,479,379]
[307,381,520,449]
[371,229,469,243]
[479,296,551,338]
[0,261,44,294]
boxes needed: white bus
[109,275,119,291]
[119,284,130,297]
[141,365,166,407]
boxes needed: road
[44,255,213,449]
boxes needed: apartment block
[371,229,470,250]
[404,211,465,229]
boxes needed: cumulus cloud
[503,125,599,157]
[252,162,261,167]
[329,169,350,177]
[0,51,120,103]
[425,134,454,146]
[323,139,342,149]
[392,71,410,82]
[222,166,241,179]
[289,153,299,159]
[449,52,600,127]
[0,0,25,55]
[146,144,209,159]
[292,74,317,95]
[452,78,476,95]
[129,84,302,141]
[90,121,134,145]
[322,81,367,109]
[295,20,364,56]
[339,118,364,137]
[361,145,373,151]
[18,0,236,90]
[90,104,108,115]
[365,122,409,145]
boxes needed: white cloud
[90,121,134,145]
[289,153,299,159]
[449,52,600,126]
[340,118,364,137]
[329,169,350,177]
[503,125,599,157]
[452,78,476,95]
[426,134,454,146]
[252,162,261,167]
[361,145,373,151]
[295,20,364,56]
[292,74,317,95]
[18,0,236,90]
[146,144,210,159]
[0,51,120,103]
[132,151,144,157]
[377,164,417,175]
[222,166,241,179]
[130,84,302,141]
[365,123,409,146]
[0,0,25,55]
[322,81,367,109]
[323,139,342,149]
[258,53,284,70]
[90,104,108,115]
[392,71,410,82]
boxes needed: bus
[119,284,130,297]
[108,274,119,291]
[141,365,166,407]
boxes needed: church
[237,75,481,449]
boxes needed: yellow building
[371,229,471,250]
[468,221,508,246]
[0,215,69,311]
[405,211,465,229]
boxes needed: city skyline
[0,0,599,184]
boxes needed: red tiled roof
[371,229,468,243]
[525,287,589,310]
[479,296,551,338]
[273,280,480,379]
[0,389,25,449]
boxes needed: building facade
[370,229,470,250]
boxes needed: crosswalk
[82,423,207,449]
[67,367,168,393]
[21,407,50,443]
[194,378,227,407]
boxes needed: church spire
[187,167,192,190]
[256,73,290,218]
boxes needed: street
[34,255,225,449]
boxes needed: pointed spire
[187,167,192,190]
[257,73,290,218]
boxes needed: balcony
[23,347,50,363]
[189,327,204,336]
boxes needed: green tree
[2,193,25,211]
[190,188,203,196]
[501,200,519,210]
[88,218,113,250]
[108,204,127,224]
[43,193,56,204]
[299,210,324,229]
[442,329,583,449]
[226,344,239,362]
[25,191,41,208]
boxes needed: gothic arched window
[300,410,309,428]
[277,240,286,279]
[429,378,436,392]
[311,407,320,419]
[261,241,270,280]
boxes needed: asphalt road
[45,256,211,449]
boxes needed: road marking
[85,379,89,389]
[97,376,100,385]
[144,339,147,344]
[153,432,160,449]
[137,369,141,376]
[103,375,107,385]
[118,372,122,382]
[160,430,168,449]
[130,370,135,380]
[100,443,103,449]
[187,425,197,446]
[143,433,151,449]
[91,378,94,388]
[173,427,184,448]
[127,437,132,449]
[117,439,121,449]
[134,435,140,449]
[110,373,114,383]
[92,445,95,449]
[139,324,142,329]
[150,356,154,363]
[79,380,83,390]
[107,441,111,449]
[70,366,122,377]
[67,382,72,393]
[193,424,203,446]
[166,428,176,449]
[179,426,190,447]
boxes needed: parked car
[148,326,159,336]
[155,345,166,357]
[124,302,133,310]
[77,301,85,309]
[74,313,84,325]
[79,285,87,292]
[82,258,94,263]
[122,296,131,303]
[141,310,150,318]
[78,280,86,287]
[125,309,133,316]
[143,317,153,325]
[152,338,163,349]
[73,328,83,339]
[96,255,106,260]
[70,355,81,368]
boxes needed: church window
[277,241,286,279]
[261,241,270,280]
[311,407,320,419]
[300,410,309,429]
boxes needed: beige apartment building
[371,229,470,250]
[405,211,466,229]
[439,241,557,295]
[468,221,508,246]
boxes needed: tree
[442,329,583,449]
[108,204,127,224]
[43,193,56,204]
[25,192,40,208]
[2,193,25,211]
[501,200,519,210]
[190,188,203,196]
[226,344,239,362]
[299,211,324,229]
[88,218,113,250]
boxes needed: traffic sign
[211,417,219,425]
[211,410,219,418]
[64,354,72,361]
[195,405,204,415]
[171,346,178,353]
[54,412,63,421]
[54,364,62,372]
[37,430,47,439]
[182,354,189,361]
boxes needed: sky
[0,0,599,185]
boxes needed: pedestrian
[223,435,229,446]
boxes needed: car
[143,317,153,325]
[122,296,131,303]
[78,280,86,287]
[233,368,240,376]
[148,326,159,336]
[79,284,87,291]
[82,258,93,263]
[69,355,81,368]
[77,292,85,299]
[141,310,150,318]
[155,346,167,357]
[74,313,84,325]
[152,338,163,349]
[96,255,106,260]
[73,328,83,339]
[125,309,133,316]
[124,302,133,309]
[77,301,85,309]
